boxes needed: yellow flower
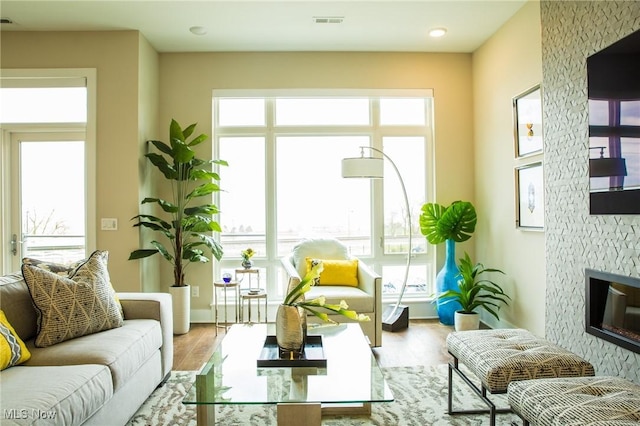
[241,248,255,260]
[282,261,369,324]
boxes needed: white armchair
[281,238,382,347]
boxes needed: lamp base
[381,305,409,332]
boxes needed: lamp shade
[341,157,384,179]
[589,157,627,177]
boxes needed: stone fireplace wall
[541,1,640,383]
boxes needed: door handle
[10,234,18,256]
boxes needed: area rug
[127,364,520,425]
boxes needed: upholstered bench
[446,328,595,426]
[508,376,640,425]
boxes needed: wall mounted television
[587,29,640,214]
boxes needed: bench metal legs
[447,356,516,426]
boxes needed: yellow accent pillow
[305,258,359,287]
[0,310,31,370]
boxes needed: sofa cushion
[0,310,31,370]
[306,285,374,313]
[0,273,38,341]
[0,364,112,426]
[22,250,123,347]
[25,319,162,391]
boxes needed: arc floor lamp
[341,146,411,331]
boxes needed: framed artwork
[516,162,544,230]
[513,85,543,158]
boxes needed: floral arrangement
[283,261,370,323]
[241,248,255,262]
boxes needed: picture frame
[515,162,544,230]
[513,84,543,158]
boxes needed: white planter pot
[454,310,480,332]
[169,285,191,335]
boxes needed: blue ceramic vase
[435,239,461,325]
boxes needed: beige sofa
[0,272,173,426]
[281,238,382,347]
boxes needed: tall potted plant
[438,252,509,331]
[419,200,477,325]
[129,119,226,334]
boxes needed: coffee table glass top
[183,323,393,406]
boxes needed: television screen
[587,29,640,214]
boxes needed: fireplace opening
[586,269,640,354]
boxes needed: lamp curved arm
[359,146,412,321]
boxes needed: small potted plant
[240,247,255,269]
[438,252,510,331]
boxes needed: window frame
[0,68,97,273]
[212,89,435,303]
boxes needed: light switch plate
[101,218,118,231]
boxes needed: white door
[9,131,86,271]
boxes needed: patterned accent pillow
[22,253,123,318]
[22,250,124,347]
[0,309,31,370]
[22,257,85,276]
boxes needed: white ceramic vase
[169,285,191,335]
[454,310,480,332]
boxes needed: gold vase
[275,304,307,356]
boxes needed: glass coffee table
[183,323,393,425]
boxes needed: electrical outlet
[191,286,199,298]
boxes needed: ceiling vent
[313,16,344,24]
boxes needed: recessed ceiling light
[429,28,447,38]
[189,26,207,36]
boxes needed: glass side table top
[183,323,393,406]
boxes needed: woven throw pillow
[305,257,359,286]
[22,253,123,319]
[22,257,85,276]
[0,310,31,370]
[22,250,124,347]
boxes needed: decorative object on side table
[276,261,370,358]
[419,200,477,326]
[241,247,254,269]
[128,119,227,335]
[437,252,509,331]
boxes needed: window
[214,90,434,301]
[0,70,96,273]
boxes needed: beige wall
[472,1,545,335]
[1,31,158,292]
[159,51,475,311]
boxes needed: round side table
[213,280,239,335]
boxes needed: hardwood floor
[172,319,453,371]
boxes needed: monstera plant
[419,200,477,245]
[419,200,478,326]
